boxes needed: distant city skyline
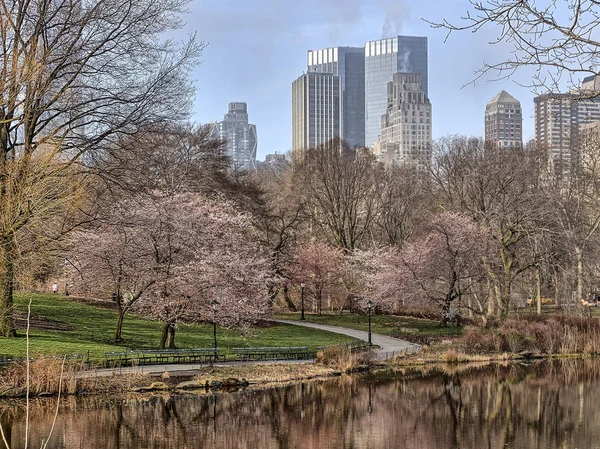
[185,0,569,160]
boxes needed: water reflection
[3,359,600,448]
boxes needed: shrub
[461,326,504,352]
[0,358,83,396]
[441,349,469,363]
[460,315,600,355]
[316,345,372,372]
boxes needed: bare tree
[430,136,548,320]
[0,0,202,336]
[374,164,429,247]
[429,0,600,96]
[293,138,381,251]
[253,162,306,307]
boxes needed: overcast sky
[184,0,542,160]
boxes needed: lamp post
[367,300,373,346]
[211,299,219,360]
[300,282,306,320]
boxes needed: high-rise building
[580,120,600,167]
[374,72,432,168]
[292,72,340,151]
[364,36,428,147]
[484,91,523,148]
[307,46,365,148]
[212,102,258,170]
[534,76,600,172]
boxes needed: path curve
[271,319,420,361]
[78,320,421,377]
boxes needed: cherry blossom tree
[288,242,344,314]
[370,213,490,323]
[69,202,158,343]
[70,192,271,348]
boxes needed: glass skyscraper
[307,46,365,148]
[292,72,341,151]
[213,102,258,170]
[365,36,428,148]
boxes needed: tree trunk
[535,268,542,315]
[575,246,584,305]
[283,284,297,311]
[166,324,176,349]
[160,322,169,349]
[0,233,16,337]
[114,307,125,343]
[160,322,176,349]
[317,288,322,315]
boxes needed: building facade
[364,36,428,148]
[292,72,341,151]
[374,72,432,168]
[580,120,600,167]
[535,89,600,172]
[484,91,523,148]
[212,102,258,170]
[307,46,365,148]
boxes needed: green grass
[0,293,357,363]
[274,312,460,338]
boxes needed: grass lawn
[0,293,357,363]
[274,312,461,338]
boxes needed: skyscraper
[364,36,428,148]
[213,102,258,170]
[484,91,523,148]
[307,46,365,148]
[374,72,432,169]
[292,72,340,151]
[534,76,600,172]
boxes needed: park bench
[232,346,313,361]
[104,348,220,367]
[345,341,372,352]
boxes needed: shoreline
[1,351,595,400]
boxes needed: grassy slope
[274,312,460,337]
[0,293,356,362]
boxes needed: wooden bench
[232,346,313,361]
[104,348,220,367]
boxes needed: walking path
[271,319,421,361]
[78,320,421,378]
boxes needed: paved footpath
[271,319,420,361]
[78,321,421,378]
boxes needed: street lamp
[211,299,219,361]
[367,300,373,346]
[300,282,306,320]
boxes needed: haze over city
[186,0,544,159]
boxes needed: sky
[183,0,542,160]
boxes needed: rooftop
[487,90,521,105]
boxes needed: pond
[2,359,600,448]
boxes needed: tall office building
[307,46,365,148]
[534,76,600,172]
[484,91,523,148]
[292,72,340,151]
[365,36,428,147]
[374,72,432,168]
[212,102,258,170]
[580,120,600,167]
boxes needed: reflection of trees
[3,360,600,448]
